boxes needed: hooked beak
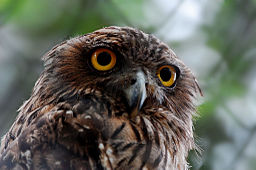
[124,71,147,117]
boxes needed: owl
[0,26,201,170]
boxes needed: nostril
[130,78,137,85]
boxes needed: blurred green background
[0,0,256,169]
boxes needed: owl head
[34,26,201,119]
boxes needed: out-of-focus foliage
[0,0,255,169]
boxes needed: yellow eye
[91,48,116,71]
[157,65,177,87]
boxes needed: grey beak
[124,71,147,117]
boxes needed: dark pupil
[97,52,111,66]
[160,67,172,81]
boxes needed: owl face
[43,26,199,119]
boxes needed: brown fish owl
[0,26,201,169]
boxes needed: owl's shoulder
[0,95,112,169]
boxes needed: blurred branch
[226,126,256,170]
[65,0,91,36]
[0,0,25,25]
[107,0,134,27]
[207,0,256,78]
[222,104,250,130]
[152,0,185,34]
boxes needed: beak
[124,71,147,117]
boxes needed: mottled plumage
[0,26,201,170]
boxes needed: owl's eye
[91,48,116,71]
[157,65,177,87]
